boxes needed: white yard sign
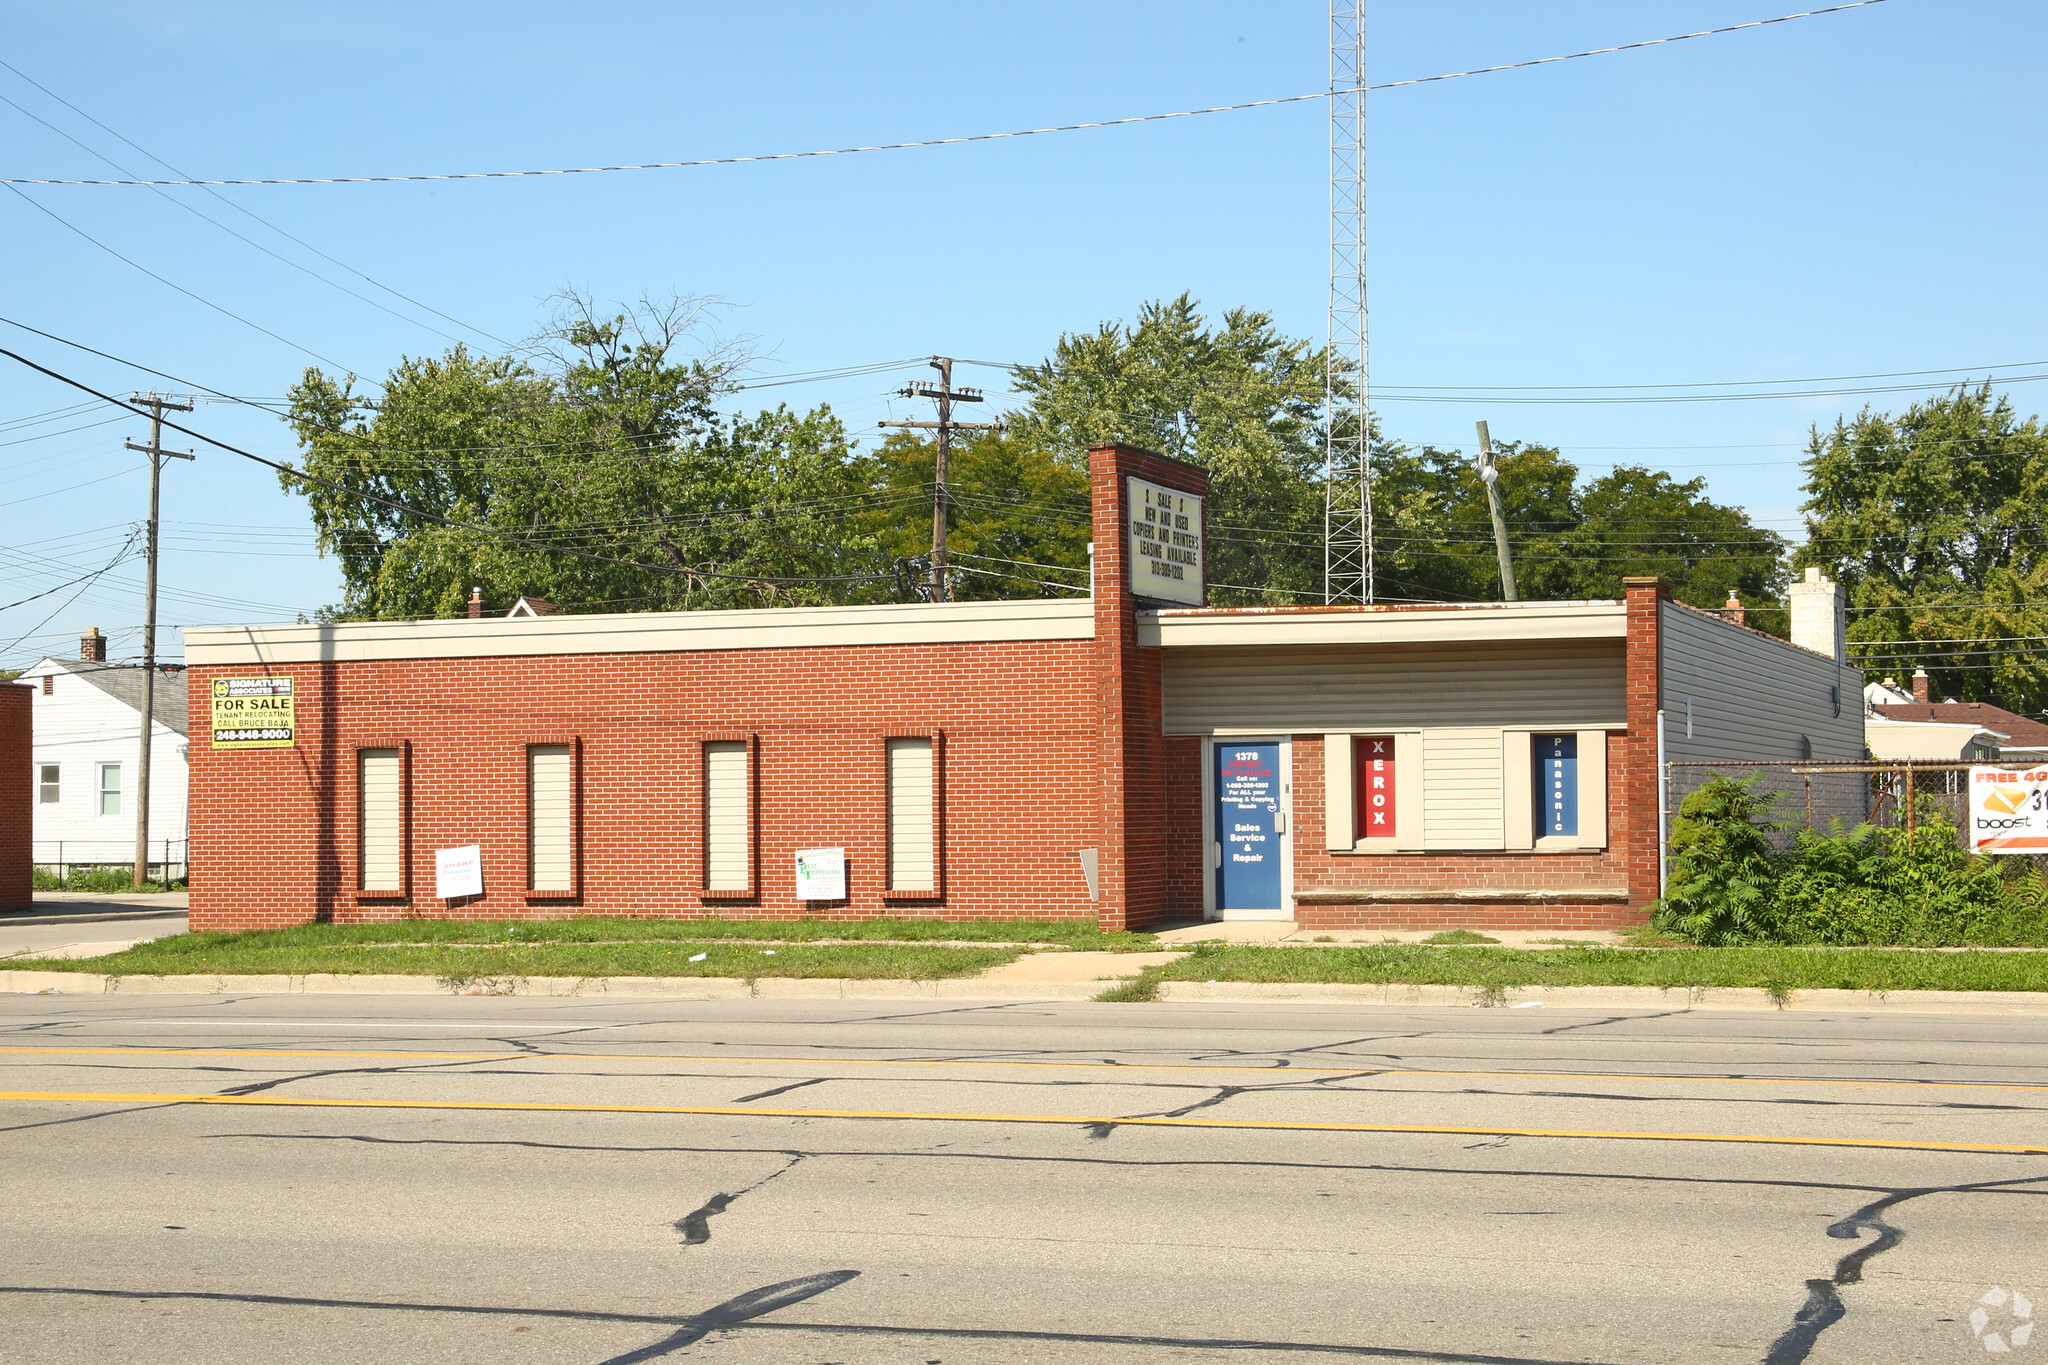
[794,847,847,901]
[434,844,484,900]
[1126,476,1204,606]
[1968,766,2048,853]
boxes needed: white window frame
[38,763,58,806]
[1503,728,1611,852]
[97,762,121,817]
[1322,731,1424,854]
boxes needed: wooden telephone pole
[878,357,1001,602]
[125,394,194,887]
[1474,420,1518,602]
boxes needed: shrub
[1652,775,1787,945]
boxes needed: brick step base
[1294,902,1649,932]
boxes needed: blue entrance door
[1215,742,1283,911]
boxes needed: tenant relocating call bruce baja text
[209,676,296,749]
[1127,476,1204,606]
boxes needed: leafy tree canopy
[284,295,887,619]
[1800,383,2048,710]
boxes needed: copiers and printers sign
[210,676,295,749]
[1126,477,1204,606]
[1969,766,2048,853]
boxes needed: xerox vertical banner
[1969,766,2048,852]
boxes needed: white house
[20,629,189,877]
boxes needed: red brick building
[0,684,30,911]
[185,444,1861,933]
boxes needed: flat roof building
[184,444,1862,934]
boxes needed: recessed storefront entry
[1213,740,1288,918]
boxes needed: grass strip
[8,938,1020,981]
[121,916,1152,951]
[1158,944,2048,994]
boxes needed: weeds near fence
[1652,775,2048,947]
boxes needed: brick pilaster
[1089,442,1209,931]
[0,685,32,910]
[1622,576,1672,915]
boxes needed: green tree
[1800,384,2048,709]
[1006,293,1331,603]
[282,296,886,618]
[855,431,1091,600]
[1369,442,1785,614]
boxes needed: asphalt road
[2,994,2043,1364]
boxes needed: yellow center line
[2,1089,2043,1154]
[0,1047,2043,1092]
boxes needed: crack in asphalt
[1761,1172,2048,1364]
[1084,1071,1380,1139]
[674,1154,806,1248]
[0,1282,1615,1364]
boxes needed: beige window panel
[358,748,404,892]
[886,736,937,893]
[527,743,576,893]
[703,740,751,892]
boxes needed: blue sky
[1,0,2042,666]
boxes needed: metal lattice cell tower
[1324,0,1373,604]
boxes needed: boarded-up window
[704,741,750,891]
[358,748,403,892]
[886,737,936,892]
[1420,729,1505,850]
[528,744,576,892]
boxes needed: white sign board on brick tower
[794,847,846,901]
[1126,476,1204,605]
[1968,766,2048,853]
[435,844,483,899]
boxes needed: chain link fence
[1665,761,1976,854]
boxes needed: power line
[0,55,508,348]
[0,184,366,375]
[0,3,1889,186]
[0,343,895,591]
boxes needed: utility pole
[878,357,1001,603]
[125,395,194,887]
[1474,420,1518,602]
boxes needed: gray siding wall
[1659,603,1865,765]
[1161,641,1626,735]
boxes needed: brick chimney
[79,627,106,662]
[466,587,483,620]
[1912,667,1930,704]
[1721,590,1745,627]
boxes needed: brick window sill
[354,893,409,907]
[698,888,758,902]
[881,889,944,902]
[523,890,580,905]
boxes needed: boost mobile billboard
[1969,766,2048,853]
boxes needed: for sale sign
[1968,766,2048,852]
[210,676,295,749]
